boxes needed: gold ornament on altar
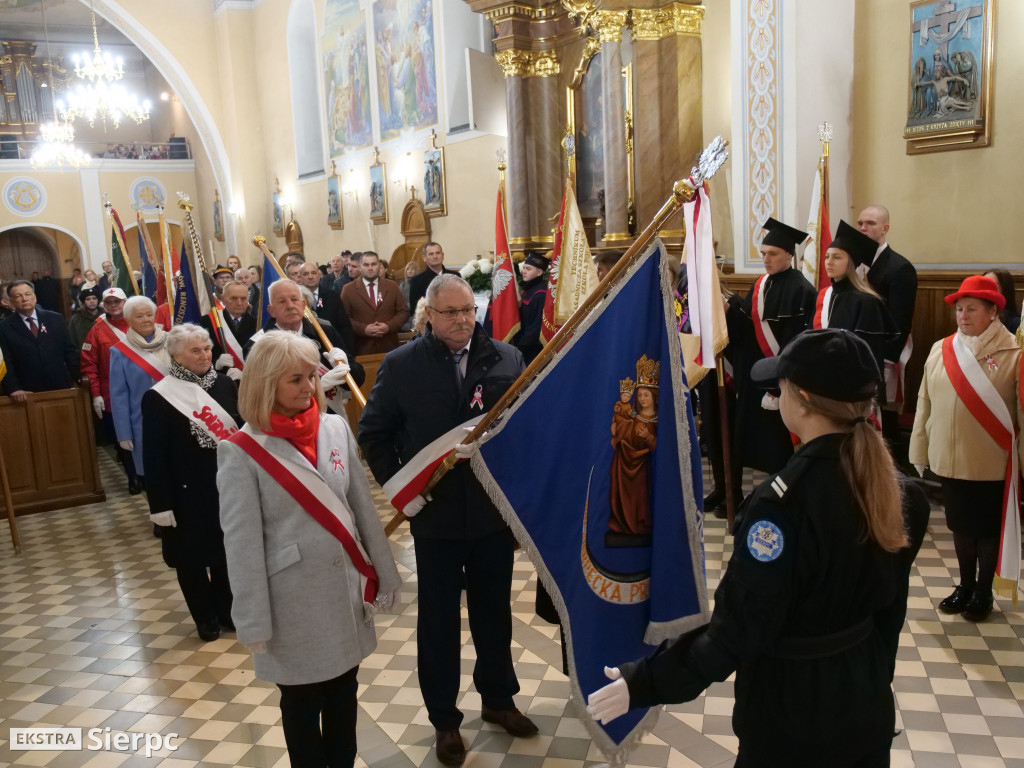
[636,355,660,389]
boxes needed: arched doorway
[0,225,86,315]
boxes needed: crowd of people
[0,217,1022,766]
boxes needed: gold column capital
[631,3,704,41]
[495,48,561,78]
[592,9,629,43]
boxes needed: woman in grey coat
[218,331,401,768]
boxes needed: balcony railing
[0,135,192,161]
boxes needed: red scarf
[268,402,320,467]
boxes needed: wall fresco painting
[373,0,438,141]
[324,0,373,156]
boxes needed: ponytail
[781,380,907,552]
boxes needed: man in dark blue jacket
[0,280,79,401]
[359,274,537,767]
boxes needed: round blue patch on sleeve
[746,520,784,562]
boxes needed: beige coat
[909,322,1024,481]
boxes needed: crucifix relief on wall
[911,2,983,60]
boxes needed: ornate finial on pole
[176,191,194,212]
[817,121,832,158]
[496,148,507,171]
[102,192,111,214]
[252,233,267,247]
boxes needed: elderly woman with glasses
[109,296,170,491]
[142,323,240,641]
[218,331,400,768]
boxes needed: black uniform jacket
[822,279,900,384]
[620,433,910,767]
[725,268,816,474]
[358,323,524,540]
[311,287,358,355]
[141,374,240,569]
[0,309,79,394]
[201,312,257,362]
[866,245,917,364]
[243,317,365,387]
[510,276,549,365]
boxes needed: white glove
[92,396,104,418]
[760,392,780,411]
[244,641,267,655]
[915,465,927,478]
[454,426,489,460]
[320,365,350,391]
[225,367,242,382]
[119,439,134,451]
[149,510,177,527]
[214,353,234,371]
[587,667,631,724]
[403,494,430,517]
[327,347,349,366]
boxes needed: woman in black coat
[588,329,916,768]
[142,323,242,642]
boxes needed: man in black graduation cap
[720,218,816,505]
[510,251,550,365]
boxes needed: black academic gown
[510,276,549,365]
[725,268,816,474]
[819,279,900,385]
[620,434,910,768]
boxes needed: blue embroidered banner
[471,241,709,754]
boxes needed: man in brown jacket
[341,251,410,356]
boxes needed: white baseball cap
[102,287,127,301]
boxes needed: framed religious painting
[327,169,343,230]
[904,0,994,154]
[213,189,225,241]
[422,147,447,217]
[369,159,388,224]
[272,178,284,236]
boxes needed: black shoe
[128,478,143,495]
[434,729,465,766]
[219,617,235,632]
[962,591,993,622]
[481,705,539,737]
[197,621,221,642]
[703,489,724,510]
[938,584,973,614]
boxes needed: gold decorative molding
[483,2,565,22]
[631,3,704,41]
[560,0,596,25]
[495,48,561,78]
[592,10,629,43]
[570,36,601,87]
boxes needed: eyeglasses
[428,305,476,321]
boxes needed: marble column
[505,73,529,242]
[594,10,630,242]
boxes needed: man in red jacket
[80,287,138,491]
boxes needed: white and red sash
[215,310,246,370]
[151,376,238,443]
[383,416,482,513]
[942,334,1020,595]
[228,425,379,602]
[812,286,834,329]
[114,340,169,382]
[751,274,780,358]
[95,315,128,343]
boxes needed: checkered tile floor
[0,449,1022,767]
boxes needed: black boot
[962,590,993,622]
[938,584,972,614]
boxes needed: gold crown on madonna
[619,376,635,394]
[636,355,660,389]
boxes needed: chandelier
[59,1,152,130]
[72,5,124,83]
[31,120,92,170]
[58,81,151,129]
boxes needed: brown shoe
[435,729,466,766]
[480,705,539,737]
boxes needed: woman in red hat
[910,275,1024,621]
